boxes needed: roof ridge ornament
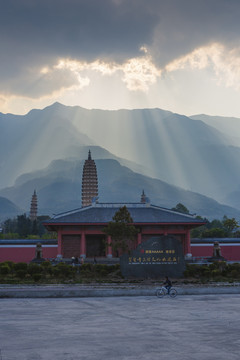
[88,149,92,160]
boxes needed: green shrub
[184,264,201,277]
[183,270,190,278]
[1,261,14,270]
[14,262,28,272]
[32,273,42,282]
[28,263,42,276]
[211,269,221,277]
[200,266,211,277]
[54,263,75,278]
[101,269,108,276]
[16,269,27,279]
[229,263,240,273]
[0,264,11,276]
[209,261,227,271]
[52,267,61,278]
[94,264,107,272]
[81,263,93,272]
[230,270,239,278]
[40,261,52,269]
[41,261,53,275]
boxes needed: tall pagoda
[81,150,98,207]
[30,190,38,221]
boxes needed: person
[163,276,172,294]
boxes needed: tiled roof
[45,203,204,225]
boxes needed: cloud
[122,56,160,91]
[55,55,160,92]
[149,0,240,66]
[165,43,240,90]
[0,0,159,63]
[0,64,88,99]
[1,0,240,103]
[2,1,240,65]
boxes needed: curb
[0,286,240,298]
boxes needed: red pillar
[57,229,62,255]
[107,236,112,258]
[80,232,86,258]
[137,232,142,245]
[185,230,192,257]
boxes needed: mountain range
[0,102,240,221]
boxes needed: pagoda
[30,190,38,221]
[141,190,146,203]
[81,150,98,207]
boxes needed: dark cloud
[1,0,240,97]
[0,0,159,61]
[149,0,240,65]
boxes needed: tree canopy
[191,215,240,238]
[0,214,54,239]
[171,203,190,214]
[102,206,138,254]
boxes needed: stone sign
[120,235,185,278]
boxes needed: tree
[171,203,190,214]
[102,206,138,254]
[223,217,239,236]
[1,214,52,239]
[201,228,226,238]
[2,218,18,234]
[17,214,31,238]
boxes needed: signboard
[120,235,185,278]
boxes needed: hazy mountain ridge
[1,102,240,219]
[42,103,240,203]
[0,156,239,221]
[0,105,94,188]
[0,196,23,221]
[13,145,151,187]
[190,114,240,146]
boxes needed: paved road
[0,284,240,297]
[1,295,240,360]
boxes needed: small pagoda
[81,150,98,207]
[30,190,38,221]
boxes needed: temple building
[43,151,205,259]
[81,150,98,207]
[44,202,205,259]
[29,190,38,221]
[1,153,240,264]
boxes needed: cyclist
[163,276,172,294]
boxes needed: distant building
[43,151,204,260]
[44,201,205,259]
[81,150,98,207]
[29,190,38,221]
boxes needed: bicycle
[156,286,178,298]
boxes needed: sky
[1,0,240,117]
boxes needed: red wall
[1,243,240,263]
[0,246,58,263]
[191,244,240,261]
